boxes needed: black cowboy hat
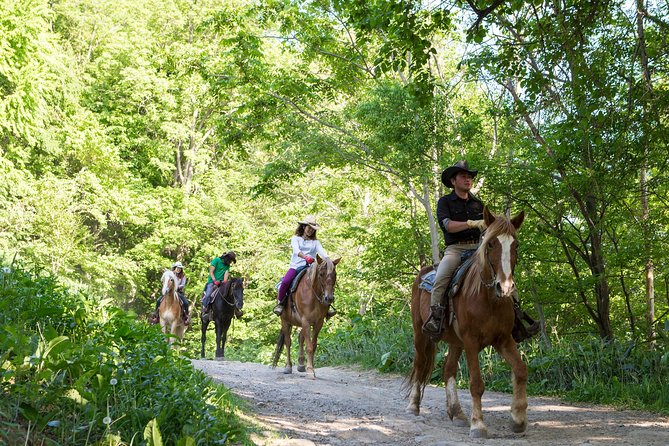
[441,160,478,187]
[221,251,237,263]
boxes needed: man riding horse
[422,160,539,341]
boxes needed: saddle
[210,281,231,305]
[418,250,476,298]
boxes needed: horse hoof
[452,416,468,427]
[469,428,488,439]
[449,411,468,427]
[283,367,292,374]
[297,365,306,373]
[405,405,419,416]
[215,356,224,361]
[306,370,316,379]
[511,420,527,433]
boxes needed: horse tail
[402,267,438,398]
[271,330,285,369]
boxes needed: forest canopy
[1,0,669,345]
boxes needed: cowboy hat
[222,251,237,263]
[441,160,478,187]
[172,261,184,269]
[298,215,321,230]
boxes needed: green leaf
[144,419,163,446]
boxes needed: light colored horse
[405,207,527,438]
[159,269,188,346]
[272,256,340,379]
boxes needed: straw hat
[298,215,321,230]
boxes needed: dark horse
[200,277,244,359]
[405,207,527,438]
[272,256,340,379]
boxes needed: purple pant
[278,268,297,303]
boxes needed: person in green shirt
[201,251,239,321]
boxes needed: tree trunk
[636,0,655,347]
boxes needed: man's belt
[449,239,479,246]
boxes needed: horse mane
[462,214,518,297]
[161,269,178,296]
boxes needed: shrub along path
[192,359,669,445]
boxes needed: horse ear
[511,210,525,229]
[316,255,323,264]
[483,206,496,227]
[332,257,341,265]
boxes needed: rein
[480,249,497,289]
[213,282,236,307]
[306,263,328,305]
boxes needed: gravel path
[191,359,669,446]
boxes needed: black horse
[200,277,244,359]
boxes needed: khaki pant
[429,242,479,307]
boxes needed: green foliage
[0,266,248,445]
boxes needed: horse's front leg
[214,320,224,359]
[304,318,324,379]
[496,338,528,433]
[464,344,487,438]
[444,345,468,426]
[218,317,233,360]
[200,320,209,358]
[297,329,306,373]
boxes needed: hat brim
[441,166,478,187]
[298,221,321,230]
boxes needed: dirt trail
[192,359,669,446]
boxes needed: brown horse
[405,207,527,438]
[159,269,188,346]
[272,256,340,379]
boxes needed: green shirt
[207,257,230,283]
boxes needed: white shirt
[289,235,328,269]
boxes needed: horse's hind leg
[405,329,432,415]
[281,321,293,374]
[496,339,528,433]
[200,320,208,358]
[297,329,306,373]
[443,345,467,426]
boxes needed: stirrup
[273,303,284,316]
[326,307,337,319]
[234,308,244,319]
[422,305,445,337]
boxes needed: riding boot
[422,305,445,337]
[234,307,244,319]
[325,306,337,319]
[273,303,284,316]
[201,305,210,323]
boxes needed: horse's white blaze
[498,234,514,278]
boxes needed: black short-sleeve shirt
[436,191,484,246]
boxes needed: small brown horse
[159,269,188,346]
[272,256,340,379]
[405,207,527,438]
